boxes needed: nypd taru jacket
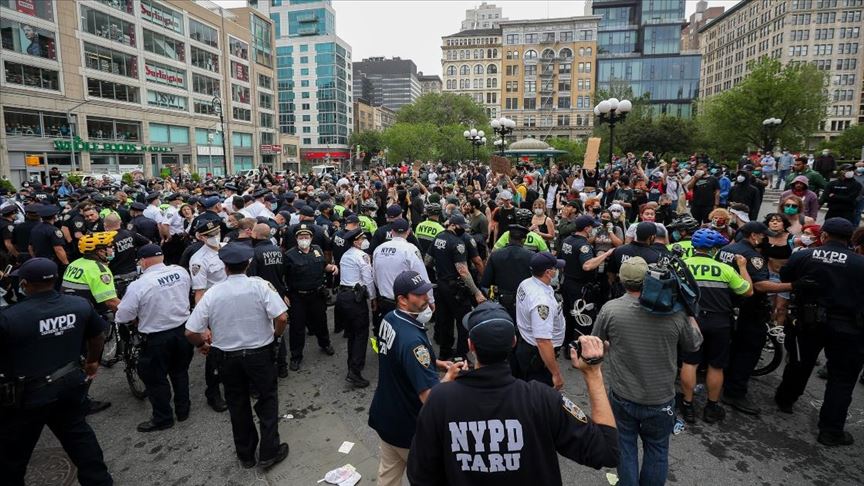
[407,363,618,486]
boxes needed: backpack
[639,257,700,316]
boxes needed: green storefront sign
[53,137,173,153]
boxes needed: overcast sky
[214,1,740,77]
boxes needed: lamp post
[212,96,228,174]
[761,117,782,154]
[66,100,91,172]
[463,128,486,162]
[593,97,632,166]
[490,117,516,155]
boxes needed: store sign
[260,144,281,154]
[303,151,349,159]
[53,137,172,153]
[145,63,184,86]
[148,90,187,111]
[141,3,178,30]
[15,0,36,16]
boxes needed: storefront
[301,149,349,166]
[261,144,281,171]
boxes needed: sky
[214,0,740,77]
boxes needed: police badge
[537,304,550,320]
[413,345,431,368]
[54,229,63,239]
[750,256,765,270]
[75,221,83,229]
[580,245,590,254]
[100,274,112,284]
[561,396,588,423]
[456,243,465,254]
[127,223,134,230]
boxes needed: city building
[699,0,864,143]
[417,71,442,94]
[352,56,421,111]
[461,2,507,31]
[0,0,277,185]
[499,17,601,140]
[681,0,725,51]
[441,28,503,120]
[255,0,353,165]
[593,0,701,118]
[353,98,395,132]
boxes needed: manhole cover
[25,447,76,486]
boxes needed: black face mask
[453,227,465,236]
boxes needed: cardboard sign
[583,137,601,170]
[490,155,510,175]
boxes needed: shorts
[681,314,731,369]
[768,272,790,300]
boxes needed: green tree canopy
[824,124,864,160]
[348,130,384,164]
[547,138,586,165]
[381,123,435,163]
[396,92,489,126]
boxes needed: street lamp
[593,97,632,165]
[762,117,782,154]
[463,128,486,161]
[212,96,229,174]
[490,117,516,155]
[66,100,91,172]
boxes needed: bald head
[103,213,121,230]
[252,223,272,240]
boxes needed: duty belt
[294,287,324,295]
[217,344,273,359]
[339,285,358,292]
[19,361,80,391]
[377,296,396,304]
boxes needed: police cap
[218,243,254,264]
[145,191,160,202]
[386,204,402,218]
[574,215,600,231]
[448,214,467,228]
[24,204,41,214]
[36,204,60,218]
[295,223,314,236]
[821,217,855,238]
[635,222,657,241]
[393,270,433,298]
[166,192,182,202]
[508,224,529,239]
[201,195,221,209]
[196,220,220,236]
[1,205,18,215]
[461,301,515,356]
[299,205,315,217]
[11,257,58,281]
[224,183,239,192]
[137,243,163,259]
[343,228,365,244]
[345,214,360,224]
[130,202,147,211]
[530,252,566,273]
[253,188,271,198]
[391,218,409,233]
[739,221,777,237]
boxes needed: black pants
[825,209,854,224]
[335,290,370,374]
[434,279,472,359]
[512,337,554,387]
[204,352,223,402]
[217,346,281,463]
[724,301,769,398]
[374,297,396,337]
[691,204,713,224]
[775,318,864,433]
[0,383,113,486]
[288,290,329,361]
[137,325,194,425]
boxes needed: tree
[825,124,864,161]
[698,58,828,159]
[396,92,489,127]
[547,138,586,165]
[381,123,435,163]
[592,81,652,162]
[348,130,384,164]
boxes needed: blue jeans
[775,169,790,189]
[610,390,675,486]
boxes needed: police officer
[115,244,193,433]
[358,200,379,236]
[331,214,361,269]
[666,214,700,258]
[190,195,228,237]
[775,218,864,446]
[185,243,290,469]
[12,205,40,263]
[189,220,228,412]
[284,223,338,371]
[128,202,160,242]
[368,270,461,486]
[560,216,615,343]
[103,213,149,296]
[716,221,791,415]
[247,223,290,377]
[407,302,619,485]
[161,193,187,265]
[679,229,752,424]
[415,203,444,256]
[480,224,534,321]
[606,222,662,297]
[62,231,120,314]
[370,204,421,253]
[514,252,567,389]
[29,204,68,266]
[372,218,432,333]
[0,258,113,485]
[282,205,331,254]
[493,208,550,252]
[425,214,485,360]
[336,228,375,388]
[0,205,18,270]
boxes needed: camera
[568,339,603,365]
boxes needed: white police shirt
[240,201,275,220]
[115,263,191,334]
[515,277,565,347]
[340,246,376,299]
[186,274,288,352]
[143,204,166,225]
[164,204,185,236]
[189,244,227,291]
[372,237,433,302]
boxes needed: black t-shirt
[493,207,516,232]
[248,240,288,297]
[331,228,351,266]
[692,176,719,206]
[428,230,468,281]
[606,242,662,276]
[561,235,596,283]
[30,222,65,261]
[0,218,15,248]
[110,228,150,275]
[12,220,38,255]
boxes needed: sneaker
[680,402,696,424]
[320,345,335,356]
[345,371,370,388]
[817,430,854,447]
[703,402,726,423]
[721,394,761,415]
[289,358,301,372]
[259,443,290,469]
[277,365,288,378]
[137,420,174,433]
[817,365,828,380]
[176,410,190,422]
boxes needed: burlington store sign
[53,137,172,153]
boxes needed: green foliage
[159,168,171,179]
[191,172,201,183]
[824,124,864,160]
[65,174,82,187]
[698,58,827,158]
[396,92,489,127]
[547,138,586,165]
[121,172,134,185]
[0,178,15,193]
[382,123,435,163]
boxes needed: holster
[797,302,826,331]
[353,283,369,304]
[0,378,20,408]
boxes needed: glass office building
[593,0,700,118]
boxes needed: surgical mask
[136,265,142,275]
[206,235,220,247]
[360,240,370,250]
[736,175,746,183]
[672,230,681,242]
[800,235,814,246]
[753,170,761,176]
[106,251,115,262]
[413,305,434,324]
[297,238,311,250]
[680,163,689,170]
[845,171,854,179]
[783,206,798,215]
[533,208,544,216]
[856,168,864,175]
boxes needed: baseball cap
[821,217,855,238]
[619,256,648,285]
[299,205,315,217]
[391,218,409,232]
[218,243,254,264]
[530,252,565,273]
[393,270,433,298]
[461,301,516,355]
[574,215,600,231]
[448,214,467,227]
[635,222,657,241]
[137,244,163,259]
[739,221,777,237]
[11,257,58,281]
[386,204,402,218]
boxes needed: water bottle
[673,418,685,435]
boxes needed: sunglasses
[783,204,798,209]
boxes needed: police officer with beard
[480,224,534,321]
[247,224,290,378]
[775,218,864,446]
[335,228,375,388]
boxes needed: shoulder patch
[190,264,201,276]
[750,256,764,270]
[413,345,431,368]
[456,243,465,254]
[579,245,590,254]
[75,221,83,229]
[537,304,550,320]
[363,253,371,263]
[127,223,134,230]
[469,237,477,247]
[100,274,112,284]
[562,395,588,423]
[313,249,321,258]
[562,243,572,255]
[7,225,13,233]
[54,229,63,238]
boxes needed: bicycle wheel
[124,336,148,400]
[752,332,784,377]
[100,324,120,367]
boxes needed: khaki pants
[377,440,409,486]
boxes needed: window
[558,79,571,91]
[192,73,220,96]
[87,78,139,102]
[542,33,555,43]
[487,64,497,74]
[542,49,555,60]
[194,128,220,145]
[258,73,273,89]
[303,138,311,145]
[144,60,186,88]
[189,46,219,72]
[229,37,249,60]
[524,115,536,127]
[87,117,140,141]
[260,112,273,128]
[1,19,56,60]
[231,84,250,104]
[447,65,456,76]
[80,6,136,47]
[0,0,54,21]
[525,33,538,44]
[147,89,187,111]
[560,31,573,42]
[232,132,253,148]
[557,114,570,126]
[189,19,218,48]
[143,29,185,61]
[486,92,497,103]
[525,80,536,92]
[506,34,519,44]
[559,62,571,74]
[95,0,134,15]
[259,92,273,109]
[474,64,483,74]
[3,109,74,137]
[84,43,137,78]
[251,15,273,67]
[140,0,183,34]
[193,99,217,115]
[147,123,188,144]
[559,48,573,60]
[524,50,538,60]
[460,64,469,75]
[4,61,58,90]
[558,96,571,108]
[524,97,536,109]
[233,106,251,121]
[231,61,249,81]
[505,65,518,76]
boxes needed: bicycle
[117,321,148,400]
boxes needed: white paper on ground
[337,441,354,454]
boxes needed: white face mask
[533,208,544,216]
[206,235,220,247]
[845,171,854,179]
[359,240,370,250]
[413,305,434,324]
[297,238,311,250]
[736,175,746,183]
[800,235,814,246]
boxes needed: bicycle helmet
[691,228,729,250]
[424,203,442,216]
[667,214,700,233]
[361,200,378,213]
[515,208,533,227]
[78,231,117,253]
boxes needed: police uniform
[29,206,65,263]
[189,201,228,238]
[115,245,193,431]
[559,221,601,343]
[371,207,423,254]
[246,237,289,375]
[415,214,445,281]
[185,244,289,467]
[775,218,864,445]
[514,273,566,386]
[281,213,331,252]
[606,240,662,298]
[284,223,334,370]
[0,259,112,485]
[129,202,160,242]
[427,224,474,360]
[12,208,39,263]
[480,225,534,320]
[62,256,117,313]
[109,228,150,289]
[336,229,376,387]
[0,210,17,269]
[161,196,187,265]
[493,230,549,252]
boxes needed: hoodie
[780,175,820,219]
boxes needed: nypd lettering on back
[40,314,77,336]
[449,419,524,473]
[811,249,848,265]
[157,273,183,286]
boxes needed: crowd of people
[1,152,863,486]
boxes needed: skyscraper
[254,0,352,165]
[593,0,700,118]
[461,2,508,31]
[352,57,422,111]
